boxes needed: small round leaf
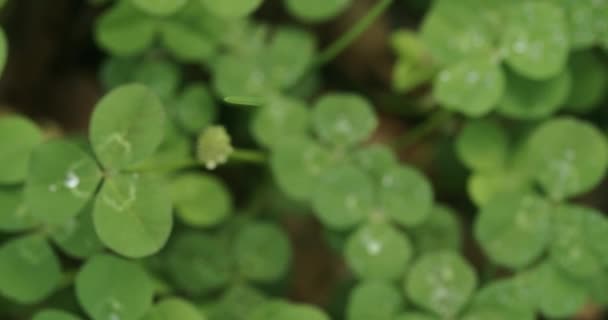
[434,59,504,117]
[410,205,462,253]
[312,93,377,147]
[312,165,374,230]
[285,0,351,22]
[90,83,166,170]
[251,95,310,148]
[270,137,332,201]
[33,310,82,320]
[166,232,234,295]
[501,2,569,79]
[347,282,404,320]
[49,203,103,259]
[498,68,571,120]
[131,0,188,16]
[405,251,477,317]
[0,235,61,304]
[143,298,205,320]
[525,117,608,200]
[199,0,263,18]
[170,173,232,227]
[0,116,42,184]
[25,140,102,226]
[76,254,154,320]
[95,1,156,56]
[345,222,413,281]
[233,222,291,283]
[474,192,551,269]
[93,173,173,258]
[379,166,433,227]
[456,119,508,172]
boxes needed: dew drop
[64,171,80,189]
[365,239,382,256]
[513,40,528,54]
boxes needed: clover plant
[1,0,608,319]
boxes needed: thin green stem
[314,0,393,67]
[391,110,452,149]
[230,149,267,164]
[127,158,201,174]
[223,96,265,107]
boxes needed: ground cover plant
[1,0,608,319]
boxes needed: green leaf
[524,262,588,319]
[93,173,173,258]
[0,27,7,75]
[131,0,188,16]
[410,205,462,253]
[233,222,291,283]
[497,68,571,119]
[405,251,477,317]
[32,310,82,320]
[170,173,232,227]
[394,312,438,320]
[460,307,526,320]
[212,55,274,99]
[565,50,607,113]
[347,282,404,320]
[352,144,398,180]
[95,1,156,56]
[174,84,217,135]
[132,59,181,102]
[251,95,310,148]
[0,186,40,232]
[206,284,266,320]
[101,57,139,90]
[270,137,332,201]
[312,165,374,230]
[559,0,603,49]
[90,83,166,170]
[25,140,102,226]
[456,119,508,172]
[143,298,205,320]
[262,28,316,89]
[76,254,154,320]
[199,0,263,18]
[312,93,377,147]
[467,170,531,207]
[159,5,223,63]
[0,116,43,184]
[49,203,103,259]
[166,232,234,295]
[501,1,569,79]
[585,209,608,268]
[379,166,433,227]
[345,222,413,281]
[471,278,535,320]
[285,0,351,22]
[550,205,604,279]
[0,235,61,304]
[420,0,503,65]
[525,117,608,200]
[474,192,551,269]
[434,59,504,117]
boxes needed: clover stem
[230,149,267,164]
[391,110,452,149]
[314,0,393,67]
[126,158,201,174]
